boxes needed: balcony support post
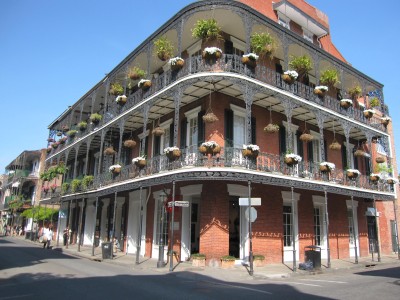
[241,84,255,144]
[342,121,353,169]
[280,96,298,152]
[140,105,149,155]
[174,87,182,147]
[117,118,126,163]
[98,131,106,175]
[315,111,328,162]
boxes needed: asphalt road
[1,237,399,300]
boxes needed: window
[283,205,292,247]
[230,104,247,147]
[278,13,290,29]
[347,208,354,244]
[154,196,168,247]
[184,107,201,151]
[314,207,322,246]
[309,130,322,163]
[282,121,299,154]
[159,119,173,152]
[303,28,313,43]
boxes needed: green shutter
[198,111,205,145]
[251,117,256,145]
[180,118,187,149]
[279,126,286,155]
[225,109,233,147]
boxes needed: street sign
[168,201,189,207]
[245,207,257,222]
[239,198,261,206]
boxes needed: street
[1,237,399,300]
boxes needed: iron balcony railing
[48,53,386,156]
[43,147,394,199]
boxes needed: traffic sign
[245,207,257,222]
[168,201,189,207]
[239,198,261,206]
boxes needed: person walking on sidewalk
[42,224,53,249]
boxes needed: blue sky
[0,0,399,174]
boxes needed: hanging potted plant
[241,53,259,68]
[78,121,87,131]
[154,36,174,61]
[169,57,185,71]
[109,83,124,96]
[128,66,146,80]
[132,155,146,168]
[58,136,67,145]
[354,146,366,157]
[152,124,165,136]
[115,95,127,105]
[299,121,313,143]
[242,144,260,158]
[363,109,374,119]
[288,55,312,81]
[319,69,339,89]
[329,121,341,150]
[284,152,302,166]
[250,32,276,58]
[164,146,181,161]
[51,142,59,149]
[375,156,386,163]
[61,125,70,133]
[90,113,102,125]
[138,79,152,90]
[109,164,122,174]
[381,116,391,127]
[346,168,361,180]
[123,139,136,149]
[369,97,380,108]
[202,47,223,60]
[340,99,353,109]
[199,141,221,155]
[369,173,380,183]
[67,129,78,138]
[319,162,335,173]
[263,123,280,133]
[313,85,329,97]
[104,146,116,156]
[56,131,63,137]
[348,85,362,100]
[202,83,219,123]
[282,70,298,85]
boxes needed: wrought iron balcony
[46,147,393,200]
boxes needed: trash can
[101,242,113,259]
[304,245,321,270]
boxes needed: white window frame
[230,104,247,148]
[282,191,300,262]
[282,121,299,154]
[310,130,322,163]
[278,13,291,29]
[184,106,201,151]
[312,196,328,259]
[302,28,314,43]
[159,119,173,151]
[346,199,360,258]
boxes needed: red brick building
[41,0,399,269]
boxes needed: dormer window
[278,13,290,29]
[303,28,314,43]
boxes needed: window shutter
[354,155,359,170]
[225,109,233,147]
[224,40,233,55]
[153,136,161,155]
[279,126,286,155]
[144,136,149,156]
[365,157,371,176]
[180,118,187,149]
[169,123,174,146]
[198,111,205,145]
[324,139,328,161]
[251,116,256,145]
[341,145,347,169]
[296,131,303,158]
[275,63,283,74]
[307,140,314,163]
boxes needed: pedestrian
[42,224,53,249]
[63,227,69,246]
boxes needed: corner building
[41,0,399,267]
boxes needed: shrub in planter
[71,179,81,193]
[128,66,146,80]
[62,182,70,194]
[169,57,185,71]
[191,253,206,267]
[220,255,236,268]
[191,18,222,41]
[78,121,87,131]
[154,36,174,61]
[369,97,380,108]
[81,175,94,190]
[319,69,339,88]
[90,113,102,124]
[289,55,312,79]
[109,83,124,96]
[250,32,276,57]
[67,130,78,137]
[253,255,265,267]
[348,86,362,100]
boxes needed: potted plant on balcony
[319,162,335,173]
[109,164,122,174]
[241,53,259,68]
[123,139,137,149]
[282,70,298,85]
[288,55,312,81]
[375,156,386,163]
[363,109,374,119]
[346,168,361,180]
[381,116,391,127]
[319,69,339,89]
[386,177,398,185]
[104,146,116,156]
[90,113,102,125]
[154,36,174,61]
[128,66,146,80]
[199,141,221,155]
[46,147,52,153]
[250,32,276,57]
[191,18,222,41]
[348,85,362,100]
[164,146,181,161]
[61,182,70,194]
[191,253,206,267]
[67,129,78,138]
[115,95,127,105]
[263,123,280,134]
[138,79,152,90]
[369,97,380,108]
[329,139,341,150]
[51,142,59,149]
[220,255,235,268]
[284,152,302,166]
[109,83,124,96]
[340,99,353,109]
[61,125,70,133]
[58,136,67,145]
[169,57,185,71]
[81,175,94,190]
[369,173,381,183]
[152,126,165,137]
[42,185,49,194]
[71,179,81,193]
[313,85,329,97]
[132,155,146,168]
[78,121,87,131]
[242,144,260,158]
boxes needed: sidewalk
[15,236,400,281]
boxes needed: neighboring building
[41,0,399,267]
[0,150,45,235]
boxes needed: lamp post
[351,193,358,264]
[157,193,166,268]
[136,187,143,265]
[291,186,296,272]
[248,181,253,276]
[324,189,331,268]
[372,195,381,262]
[169,181,176,272]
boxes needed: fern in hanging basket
[109,83,124,96]
[202,112,219,123]
[263,123,279,133]
[128,66,146,80]
[375,156,386,163]
[152,126,165,136]
[354,149,366,157]
[299,131,314,143]
[329,140,342,150]
[104,147,116,156]
[123,139,136,148]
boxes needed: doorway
[367,216,378,253]
[229,196,240,258]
